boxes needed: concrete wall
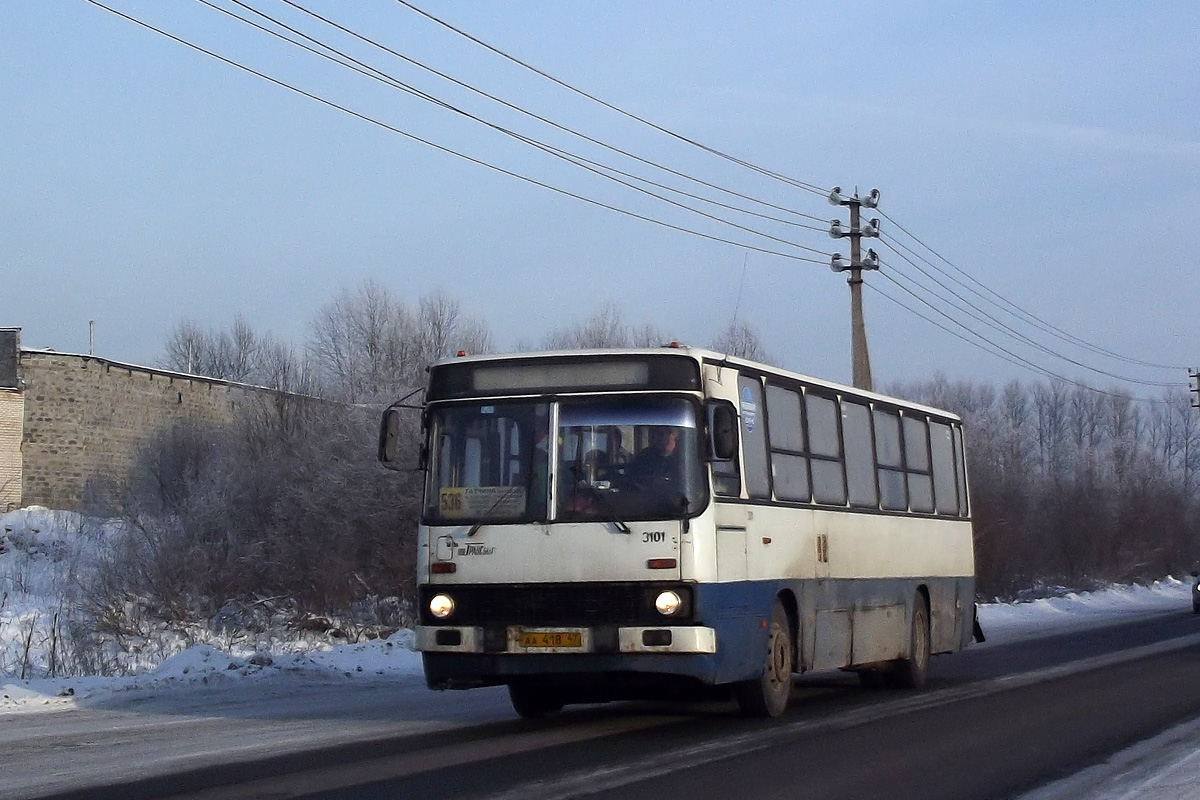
[17,350,270,510]
[0,390,22,511]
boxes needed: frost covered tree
[309,282,492,402]
[161,314,308,392]
[710,319,772,363]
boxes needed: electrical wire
[195,0,834,258]
[877,248,1185,388]
[878,210,1183,371]
[392,0,833,199]
[383,0,1186,383]
[274,0,832,228]
[91,0,1183,403]
[82,0,830,265]
[866,275,1175,405]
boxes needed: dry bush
[89,396,424,635]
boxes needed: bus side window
[953,425,969,517]
[929,421,958,515]
[903,416,934,513]
[737,376,771,499]
[765,384,809,502]
[806,393,846,506]
[842,400,877,509]
[874,409,907,511]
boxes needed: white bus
[379,347,977,718]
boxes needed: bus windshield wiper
[467,486,523,537]
[588,489,631,534]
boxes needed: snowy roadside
[1,506,425,714]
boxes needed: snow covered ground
[3,505,1199,798]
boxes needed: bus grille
[418,582,691,626]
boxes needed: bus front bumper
[415,625,717,655]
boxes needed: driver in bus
[627,427,680,487]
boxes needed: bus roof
[428,346,962,422]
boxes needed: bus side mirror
[378,408,403,469]
[707,401,738,461]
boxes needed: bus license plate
[520,631,583,648]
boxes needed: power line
[83,0,830,266]
[382,0,1186,383]
[866,276,1176,405]
[877,248,1184,388]
[272,0,832,228]
[392,0,833,199]
[878,210,1183,372]
[194,0,834,259]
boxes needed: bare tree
[309,282,494,402]
[415,289,493,365]
[162,314,304,391]
[711,318,772,363]
[543,302,631,349]
[309,281,411,402]
[542,302,679,351]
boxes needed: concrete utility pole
[1190,369,1199,419]
[829,187,881,391]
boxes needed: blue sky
[3,1,1197,396]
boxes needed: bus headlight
[429,593,455,619]
[655,590,682,616]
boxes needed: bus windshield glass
[423,397,707,525]
[557,397,706,522]
[425,402,550,524]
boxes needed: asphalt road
[15,609,1200,800]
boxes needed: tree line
[161,282,770,402]
[896,376,1200,597]
[86,282,1198,643]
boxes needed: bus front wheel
[508,681,564,719]
[733,599,793,717]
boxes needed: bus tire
[733,599,793,717]
[507,681,563,719]
[888,594,930,690]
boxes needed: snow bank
[977,577,1191,644]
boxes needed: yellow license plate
[520,631,583,648]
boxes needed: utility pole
[829,187,881,391]
[1190,368,1199,418]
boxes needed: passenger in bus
[582,448,610,484]
[562,449,610,516]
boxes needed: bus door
[714,501,748,582]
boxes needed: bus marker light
[647,558,677,570]
[429,594,455,618]
[431,562,457,574]
[655,590,682,616]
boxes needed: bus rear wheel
[887,595,930,690]
[733,599,793,717]
[507,681,564,719]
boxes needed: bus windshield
[423,397,706,525]
[556,397,706,523]
[425,401,550,524]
